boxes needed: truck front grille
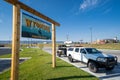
[107,58,115,62]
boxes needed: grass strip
[0,48,98,80]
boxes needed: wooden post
[11,4,20,80]
[5,0,60,26]
[52,24,56,68]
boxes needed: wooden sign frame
[5,0,60,80]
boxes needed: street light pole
[90,27,92,45]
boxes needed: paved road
[0,57,31,74]
[0,47,11,56]
[43,47,120,80]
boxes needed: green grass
[82,43,120,50]
[0,48,98,80]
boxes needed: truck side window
[68,48,73,51]
[80,49,86,54]
[75,48,79,52]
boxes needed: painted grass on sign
[0,48,98,80]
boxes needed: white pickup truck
[67,47,117,72]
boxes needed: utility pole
[28,38,29,48]
[80,40,83,44]
[90,27,93,45]
[31,38,32,47]
[9,36,11,45]
[66,34,69,41]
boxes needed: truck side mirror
[82,51,86,54]
[81,50,86,54]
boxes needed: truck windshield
[85,48,101,54]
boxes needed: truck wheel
[68,55,73,62]
[88,61,98,73]
[105,66,114,71]
[57,53,61,57]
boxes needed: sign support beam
[11,3,20,80]
[5,0,60,26]
[52,24,56,68]
[4,0,60,79]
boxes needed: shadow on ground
[47,75,95,80]
[98,62,120,79]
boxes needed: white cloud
[72,0,111,15]
[80,0,99,10]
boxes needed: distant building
[64,40,73,44]
[43,42,48,44]
[104,39,113,43]
[93,38,118,44]
[64,40,73,46]
[97,40,106,44]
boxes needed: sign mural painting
[22,13,51,39]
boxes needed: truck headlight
[97,57,107,62]
[114,56,117,61]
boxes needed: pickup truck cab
[67,47,117,72]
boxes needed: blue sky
[0,0,120,42]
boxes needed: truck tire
[105,66,114,71]
[57,53,61,57]
[68,55,73,62]
[88,61,98,73]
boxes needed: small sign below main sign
[21,13,51,39]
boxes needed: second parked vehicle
[57,44,67,57]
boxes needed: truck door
[80,49,88,63]
[73,48,81,61]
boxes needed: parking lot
[0,47,120,79]
[43,47,120,80]
[0,57,31,74]
[0,47,11,56]
[0,47,32,74]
